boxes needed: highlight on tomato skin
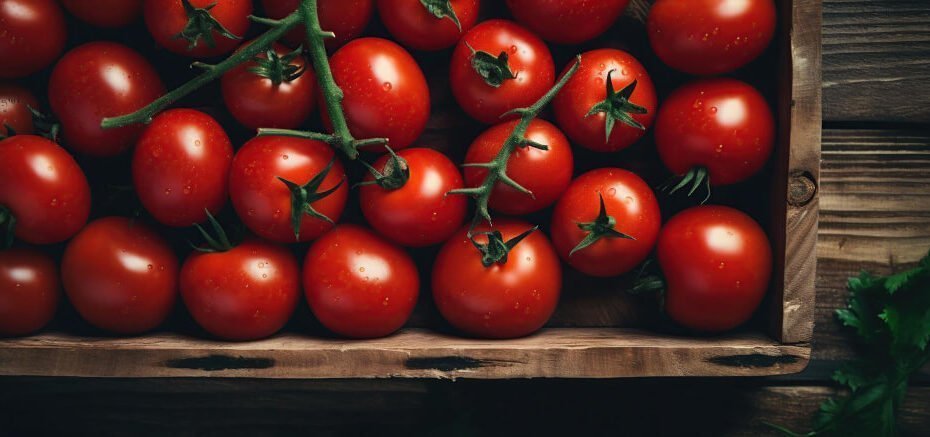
[0,249,60,337]
[0,0,67,79]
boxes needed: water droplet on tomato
[509,45,518,53]
[382,82,392,91]
[282,154,289,160]
[607,187,617,196]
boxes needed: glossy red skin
[553,49,657,153]
[0,0,66,78]
[326,38,429,151]
[0,83,39,136]
[261,0,373,49]
[49,42,165,157]
[222,42,317,130]
[377,0,479,51]
[181,239,300,340]
[360,148,467,247]
[229,135,347,243]
[0,136,91,244]
[61,0,143,27]
[551,168,661,277]
[450,20,555,124]
[648,0,777,75]
[432,219,562,339]
[132,109,233,227]
[655,78,775,186]
[0,249,59,336]
[145,0,252,58]
[62,217,178,335]
[658,206,772,332]
[463,119,573,215]
[303,225,419,338]
[506,0,629,44]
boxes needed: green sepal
[471,226,538,267]
[246,46,306,85]
[189,209,236,253]
[175,0,243,51]
[355,146,410,191]
[419,0,462,31]
[0,206,15,249]
[585,71,648,143]
[659,166,712,205]
[278,157,344,241]
[466,42,517,88]
[569,193,635,256]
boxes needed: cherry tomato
[0,135,91,245]
[657,205,772,332]
[377,0,479,51]
[359,148,467,247]
[181,238,300,340]
[506,0,629,44]
[432,218,562,338]
[463,119,573,215]
[221,41,317,130]
[132,109,233,227]
[553,49,657,153]
[49,42,165,157]
[0,83,38,137]
[62,217,178,334]
[450,20,555,124]
[551,168,660,277]
[0,249,59,336]
[303,225,419,338]
[144,0,252,58]
[0,0,66,79]
[260,0,373,49]
[648,0,777,75]
[326,37,430,151]
[61,0,143,28]
[229,135,347,243]
[655,78,775,187]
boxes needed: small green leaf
[419,0,462,31]
[467,42,517,88]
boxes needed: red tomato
[61,0,143,28]
[553,49,657,153]
[229,135,347,243]
[0,135,91,244]
[326,37,430,151]
[181,238,300,340]
[657,205,772,332]
[506,0,629,44]
[303,225,419,338]
[655,78,775,187]
[260,0,373,49]
[221,41,317,130]
[144,0,252,58]
[432,218,562,338]
[62,217,179,334]
[450,20,555,124]
[648,0,777,75]
[463,119,573,215]
[132,109,233,227]
[377,0,479,51]
[0,249,59,336]
[0,83,39,137]
[359,148,467,247]
[0,0,66,79]
[551,168,660,277]
[49,42,165,157]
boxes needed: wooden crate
[0,0,821,379]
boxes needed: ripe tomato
[657,205,772,332]
[49,42,165,157]
[432,218,562,338]
[463,119,573,215]
[0,0,66,79]
[326,37,430,151]
[655,78,775,188]
[132,109,233,227]
[377,0,479,51]
[229,135,347,243]
[62,217,178,334]
[551,168,660,277]
[144,0,252,58]
[0,135,91,245]
[303,225,419,338]
[260,0,373,49]
[450,20,555,124]
[506,0,629,44]
[61,0,143,28]
[0,249,59,336]
[359,148,467,247]
[181,238,300,340]
[222,41,317,130]
[648,0,777,75]
[553,49,656,153]
[0,83,39,137]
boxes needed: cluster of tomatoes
[0,0,778,341]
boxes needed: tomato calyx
[0,106,60,142]
[0,206,15,249]
[586,71,648,142]
[175,0,243,52]
[659,166,712,205]
[471,226,538,267]
[247,46,306,85]
[277,157,345,240]
[466,42,517,88]
[419,0,462,31]
[570,193,635,256]
[629,259,666,307]
[191,209,237,253]
[357,147,409,191]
